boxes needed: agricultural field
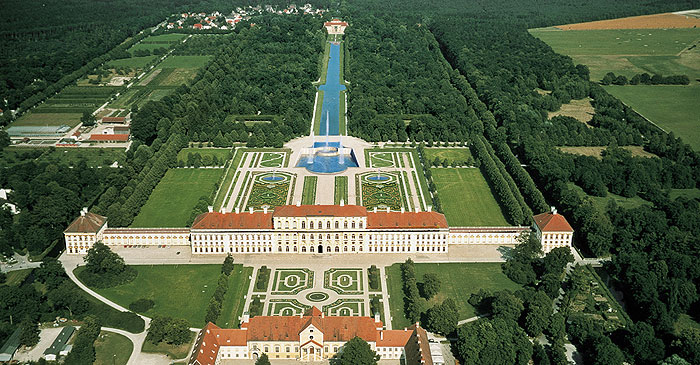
[432,168,510,226]
[12,112,83,127]
[107,55,158,69]
[552,12,700,30]
[131,168,223,227]
[604,85,700,150]
[529,28,700,81]
[158,55,212,69]
[385,263,522,328]
[81,264,252,328]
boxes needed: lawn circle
[306,292,330,302]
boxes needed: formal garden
[243,172,293,211]
[358,172,405,211]
[270,268,315,295]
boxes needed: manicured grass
[604,85,700,150]
[339,90,346,135]
[94,331,133,365]
[301,176,317,205]
[13,112,82,127]
[215,149,244,210]
[312,90,325,135]
[334,176,348,205]
[177,148,233,164]
[529,28,700,81]
[159,55,212,69]
[128,42,171,54]
[218,266,254,329]
[368,152,395,168]
[85,264,250,328]
[142,34,188,43]
[424,148,473,164]
[107,56,158,68]
[259,152,285,167]
[385,263,522,328]
[142,331,195,360]
[132,169,223,227]
[432,168,510,226]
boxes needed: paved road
[0,253,41,273]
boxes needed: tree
[80,241,135,288]
[19,319,40,347]
[624,321,664,363]
[147,316,191,345]
[0,130,10,149]
[455,318,533,365]
[35,257,66,290]
[255,353,271,365]
[222,254,234,275]
[587,335,624,365]
[422,273,441,299]
[542,247,574,276]
[601,72,615,85]
[80,111,96,126]
[491,291,523,322]
[425,298,458,335]
[334,336,379,365]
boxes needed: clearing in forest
[557,146,658,159]
[548,98,595,125]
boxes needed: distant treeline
[601,72,690,86]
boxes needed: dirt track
[555,13,700,30]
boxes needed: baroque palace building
[189,307,435,364]
[64,204,573,255]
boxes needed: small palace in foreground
[189,307,431,364]
[64,204,572,255]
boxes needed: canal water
[318,43,346,136]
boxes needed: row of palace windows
[280,220,365,230]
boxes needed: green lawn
[84,264,251,328]
[3,269,32,286]
[107,56,158,69]
[94,331,133,365]
[218,266,253,328]
[159,56,212,69]
[132,169,222,227]
[568,183,650,213]
[335,176,348,205]
[385,263,522,329]
[604,85,700,150]
[142,34,188,43]
[37,147,126,167]
[302,176,317,205]
[432,168,510,226]
[177,148,233,164]
[128,42,172,54]
[424,148,473,163]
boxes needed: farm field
[552,12,700,30]
[131,168,223,227]
[604,85,700,150]
[432,168,510,226]
[529,28,700,81]
[159,55,212,69]
[385,263,522,329]
[94,331,132,365]
[12,112,83,127]
[81,264,251,328]
[177,148,233,164]
[107,55,158,68]
[423,148,472,164]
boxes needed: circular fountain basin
[262,176,284,182]
[316,147,340,157]
[368,175,390,181]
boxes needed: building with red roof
[533,208,574,253]
[88,134,129,142]
[324,18,348,34]
[188,307,428,364]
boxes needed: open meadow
[131,168,222,227]
[80,264,252,328]
[386,262,522,329]
[423,148,472,164]
[432,168,510,226]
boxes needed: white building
[189,307,433,364]
[533,209,574,253]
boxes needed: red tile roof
[89,134,129,142]
[325,19,348,26]
[367,211,448,229]
[190,308,417,364]
[64,212,107,233]
[273,205,367,217]
[533,212,573,232]
[101,117,125,123]
[191,211,273,230]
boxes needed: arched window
[352,222,356,229]
[302,221,306,229]
[335,247,340,252]
[310,221,314,229]
[344,221,348,229]
[335,221,339,229]
[302,246,307,252]
[326,221,331,229]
